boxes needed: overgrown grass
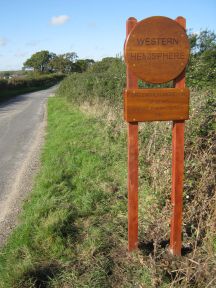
[55,58,216,286]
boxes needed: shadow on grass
[138,239,169,255]
[138,239,193,256]
[58,210,81,243]
[19,210,81,287]
[21,262,61,288]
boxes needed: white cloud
[0,37,8,47]
[50,15,70,26]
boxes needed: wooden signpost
[125,16,190,83]
[124,16,190,256]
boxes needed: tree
[63,52,78,63]
[187,29,216,87]
[187,30,198,54]
[75,59,95,72]
[49,55,69,73]
[198,30,216,53]
[188,29,216,55]
[23,51,56,72]
[23,50,95,74]
[49,53,79,73]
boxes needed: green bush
[57,57,126,107]
[187,29,216,88]
[6,73,64,90]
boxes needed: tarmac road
[0,85,57,245]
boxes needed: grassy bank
[56,61,216,286]
[0,73,64,102]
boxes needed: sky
[0,0,216,71]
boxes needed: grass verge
[56,65,216,287]
[0,97,152,287]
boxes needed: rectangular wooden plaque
[124,88,189,122]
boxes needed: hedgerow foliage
[57,30,216,107]
[55,30,216,287]
[0,73,64,91]
[57,57,126,107]
[0,73,65,102]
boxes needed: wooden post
[126,17,139,252]
[170,16,186,256]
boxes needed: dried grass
[92,89,216,287]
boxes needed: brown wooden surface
[170,16,186,257]
[124,88,189,122]
[128,122,138,251]
[124,16,190,83]
[126,17,139,252]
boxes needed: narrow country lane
[0,85,58,245]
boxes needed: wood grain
[170,16,187,256]
[124,88,189,122]
[125,16,190,83]
[126,17,139,252]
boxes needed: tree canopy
[23,50,94,74]
[187,29,216,87]
[187,30,216,88]
[23,50,55,72]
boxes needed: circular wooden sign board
[124,16,190,83]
